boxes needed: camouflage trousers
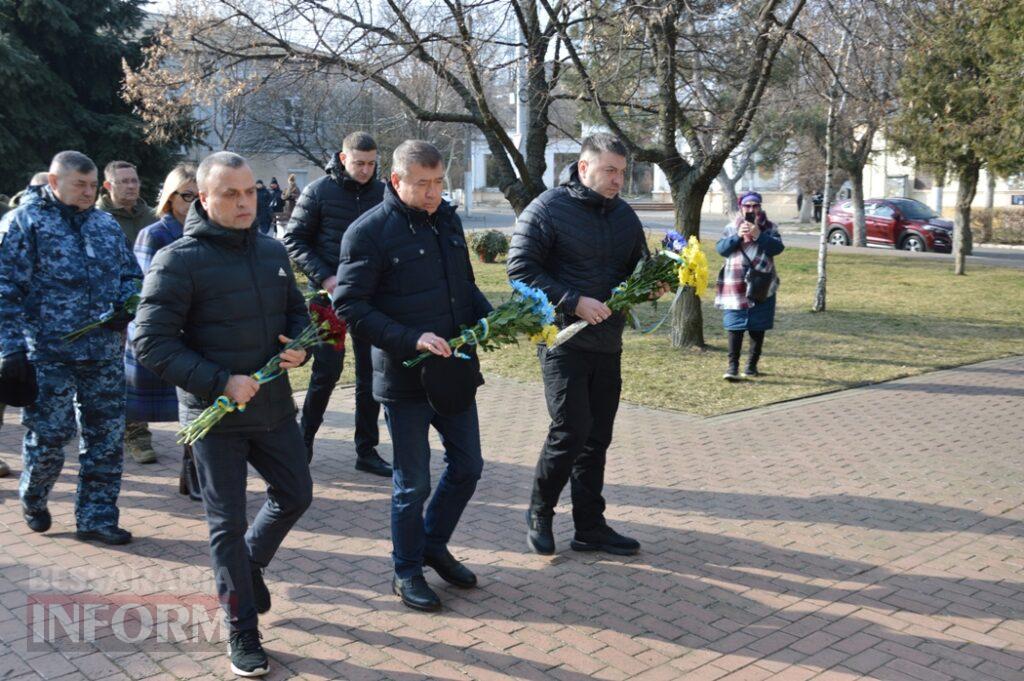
[19,360,125,531]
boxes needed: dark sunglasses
[175,191,198,202]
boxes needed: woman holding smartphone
[714,192,785,380]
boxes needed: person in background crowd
[0,150,142,543]
[715,191,785,380]
[133,152,312,678]
[281,174,300,227]
[96,160,158,247]
[268,177,284,235]
[9,172,51,209]
[284,131,390,475]
[123,164,197,484]
[255,179,273,236]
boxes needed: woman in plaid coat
[714,191,785,381]
[124,164,201,498]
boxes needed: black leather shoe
[76,526,132,545]
[571,524,640,556]
[252,566,271,614]
[23,507,51,533]
[526,511,555,555]
[392,575,441,612]
[424,550,477,588]
[355,451,392,477]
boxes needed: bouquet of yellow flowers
[548,232,708,349]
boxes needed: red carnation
[310,302,346,350]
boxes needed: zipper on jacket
[245,232,272,397]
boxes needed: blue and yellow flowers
[403,282,558,368]
[548,232,709,349]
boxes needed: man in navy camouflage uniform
[0,150,142,544]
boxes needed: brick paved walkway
[2,356,1023,680]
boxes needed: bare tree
[542,0,807,348]
[126,1,578,214]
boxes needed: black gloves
[0,351,38,407]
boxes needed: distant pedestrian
[812,191,824,222]
[715,192,785,381]
[255,179,273,235]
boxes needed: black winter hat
[419,351,484,417]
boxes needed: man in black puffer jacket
[283,131,390,476]
[335,140,492,613]
[508,133,655,559]
[133,152,312,678]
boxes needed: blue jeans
[383,400,483,579]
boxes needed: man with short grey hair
[134,150,313,678]
[284,131,389,475]
[509,132,654,557]
[335,139,492,612]
[97,160,157,247]
[0,150,142,542]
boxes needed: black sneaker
[723,366,741,381]
[228,629,269,677]
[742,366,760,378]
[251,566,271,614]
[23,506,51,533]
[355,450,392,477]
[571,524,640,556]
[526,511,555,555]
[76,526,132,545]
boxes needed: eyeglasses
[175,191,198,202]
[742,203,761,209]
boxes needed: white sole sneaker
[230,661,269,677]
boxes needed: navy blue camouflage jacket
[0,186,143,362]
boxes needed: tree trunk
[668,175,710,348]
[717,169,739,218]
[849,165,867,247]
[982,171,996,243]
[798,190,814,223]
[814,89,842,311]
[953,160,980,275]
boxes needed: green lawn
[292,245,1024,417]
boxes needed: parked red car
[826,198,953,253]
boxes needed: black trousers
[530,347,622,531]
[299,333,380,461]
[191,419,313,633]
[727,330,766,368]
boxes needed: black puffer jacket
[507,164,646,353]
[334,183,493,402]
[283,153,385,287]
[133,202,310,433]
